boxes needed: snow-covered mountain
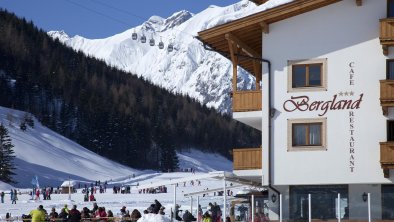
[0,106,232,188]
[47,0,265,113]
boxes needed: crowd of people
[21,203,143,222]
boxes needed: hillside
[0,9,260,171]
[0,106,232,188]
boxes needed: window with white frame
[288,118,327,151]
[288,58,327,92]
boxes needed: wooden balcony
[380,80,394,115]
[232,90,262,112]
[233,148,262,170]
[380,142,394,178]
[380,18,394,55]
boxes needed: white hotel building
[198,0,394,220]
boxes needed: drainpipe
[197,40,281,201]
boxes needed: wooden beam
[383,106,389,116]
[356,0,362,6]
[260,21,269,34]
[225,33,260,58]
[384,168,390,178]
[253,60,262,90]
[383,45,389,56]
[227,37,238,93]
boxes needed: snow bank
[137,213,171,222]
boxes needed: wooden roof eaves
[249,0,270,6]
[198,0,342,40]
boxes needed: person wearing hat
[120,206,128,222]
[30,205,46,222]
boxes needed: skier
[11,189,17,204]
[35,189,40,200]
[10,189,13,201]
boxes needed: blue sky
[0,0,240,39]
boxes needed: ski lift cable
[64,0,195,52]
[64,0,132,28]
[75,0,197,40]
[88,0,147,23]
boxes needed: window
[388,0,394,17]
[292,64,322,87]
[387,60,394,79]
[387,121,394,141]
[288,58,327,92]
[288,118,327,151]
[292,123,322,146]
[382,185,394,219]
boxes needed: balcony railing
[379,80,394,115]
[380,142,394,178]
[380,18,394,55]
[233,148,262,170]
[232,90,262,112]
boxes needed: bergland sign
[283,93,363,116]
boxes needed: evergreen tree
[0,123,16,183]
[19,120,27,131]
[159,130,179,172]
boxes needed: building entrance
[289,185,348,220]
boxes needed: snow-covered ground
[0,172,244,220]
[0,106,240,220]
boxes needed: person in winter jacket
[11,189,17,204]
[153,199,162,214]
[202,211,212,222]
[198,205,203,222]
[182,210,197,222]
[89,193,96,201]
[81,207,91,221]
[58,208,68,222]
[91,202,99,214]
[130,209,141,222]
[29,205,46,222]
[107,210,114,222]
[35,189,40,200]
[95,207,107,221]
[49,207,59,222]
[1,191,5,203]
[67,205,81,222]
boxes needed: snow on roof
[248,0,296,15]
[60,180,77,187]
[205,0,296,30]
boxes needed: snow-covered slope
[0,106,140,187]
[48,0,286,113]
[0,106,232,188]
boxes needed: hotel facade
[198,0,394,220]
